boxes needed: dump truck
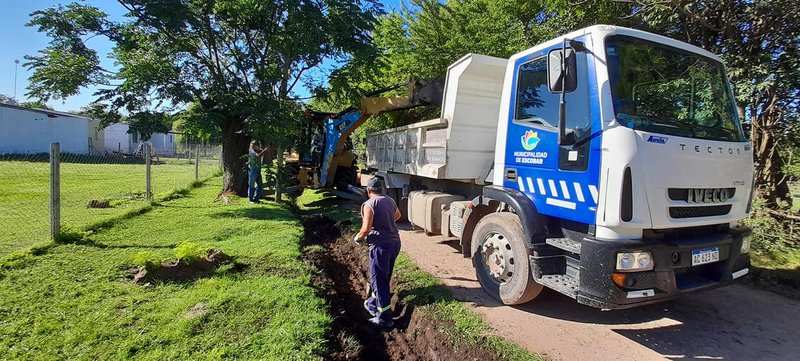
[364,25,754,309]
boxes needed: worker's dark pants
[367,241,401,321]
[247,166,262,202]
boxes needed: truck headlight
[740,234,751,254]
[616,251,654,272]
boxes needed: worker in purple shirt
[354,177,402,328]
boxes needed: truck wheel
[471,212,542,305]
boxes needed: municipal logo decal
[521,130,540,151]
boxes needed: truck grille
[668,188,736,203]
[669,205,732,219]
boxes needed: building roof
[0,102,92,120]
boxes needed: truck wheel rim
[481,232,514,284]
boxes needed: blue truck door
[502,38,602,225]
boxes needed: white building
[102,122,133,154]
[102,122,176,156]
[0,103,176,156]
[0,103,95,154]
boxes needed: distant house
[0,103,97,154]
[0,103,176,156]
[101,123,176,156]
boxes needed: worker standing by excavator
[354,178,402,328]
[247,140,268,203]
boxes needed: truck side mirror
[547,48,577,93]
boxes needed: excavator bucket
[312,78,445,188]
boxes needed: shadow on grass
[211,207,294,221]
[302,196,342,211]
[92,242,178,250]
[298,203,360,226]
[85,206,155,233]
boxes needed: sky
[0,0,405,113]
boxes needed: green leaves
[127,111,171,141]
[25,45,103,101]
[173,103,224,143]
[26,3,109,41]
[24,3,111,101]
[26,0,380,120]
[26,1,383,193]
[174,241,209,265]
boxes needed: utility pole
[13,59,19,102]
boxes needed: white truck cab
[366,25,753,309]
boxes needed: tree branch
[767,209,800,222]
[286,60,321,95]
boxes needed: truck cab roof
[509,25,723,65]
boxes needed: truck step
[545,237,581,254]
[537,274,578,299]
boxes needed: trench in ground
[300,214,509,361]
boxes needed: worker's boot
[367,313,394,329]
[363,295,379,317]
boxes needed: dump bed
[365,54,507,182]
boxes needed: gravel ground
[399,228,800,361]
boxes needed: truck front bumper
[573,229,751,310]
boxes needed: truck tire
[471,212,543,305]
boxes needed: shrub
[174,241,208,264]
[130,251,161,270]
[744,199,799,254]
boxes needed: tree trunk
[221,118,249,196]
[751,112,791,208]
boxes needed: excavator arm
[317,79,444,187]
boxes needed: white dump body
[366,54,507,182]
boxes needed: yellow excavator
[293,79,444,192]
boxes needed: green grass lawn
[0,158,219,257]
[0,178,330,360]
[742,196,800,298]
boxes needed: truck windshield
[605,35,745,142]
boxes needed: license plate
[691,247,720,266]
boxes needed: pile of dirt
[301,215,505,361]
[87,199,111,208]
[130,249,233,284]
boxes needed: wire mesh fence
[0,142,221,258]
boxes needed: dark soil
[87,199,111,208]
[301,214,506,361]
[129,249,236,284]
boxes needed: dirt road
[399,228,800,361]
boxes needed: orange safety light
[611,273,627,288]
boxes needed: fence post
[219,148,223,173]
[195,145,200,181]
[275,145,283,202]
[49,143,60,240]
[145,144,152,200]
